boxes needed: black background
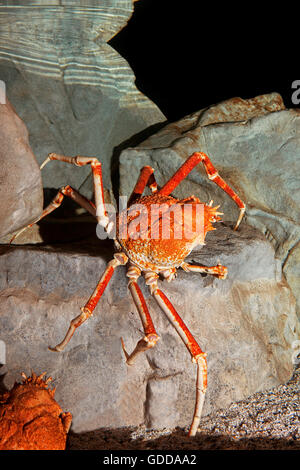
[110,0,296,121]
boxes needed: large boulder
[0,1,165,201]
[119,93,300,317]
[0,223,298,432]
[0,100,43,237]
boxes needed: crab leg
[128,165,158,206]
[41,153,110,229]
[148,278,207,437]
[158,151,245,230]
[49,253,128,352]
[181,262,227,279]
[10,185,96,243]
[122,266,160,364]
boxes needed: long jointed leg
[49,252,128,352]
[148,277,207,437]
[121,265,159,364]
[41,153,110,229]
[158,151,246,230]
[128,165,158,206]
[181,262,228,279]
[10,185,96,244]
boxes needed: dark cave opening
[109,0,297,121]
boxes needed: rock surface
[0,223,298,433]
[119,93,300,316]
[0,100,43,237]
[0,1,165,200]
[68,367,300,450]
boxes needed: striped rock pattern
[0,1,165,203]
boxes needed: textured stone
[119,93,300,316]
[0,1,165,200]
[0,100,43,238]
[0,224,298,432]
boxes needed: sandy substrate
[67,365,300,451]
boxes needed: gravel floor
[68,365,300,451]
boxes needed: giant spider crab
[12,151,245,436]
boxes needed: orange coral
[0,372,72,450]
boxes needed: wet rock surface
[0,223,298,433]
[0,1,165,198]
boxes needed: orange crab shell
[0,372,72,450]
[116,193,222,271]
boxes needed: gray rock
[0,2,165,200]
[119,93,300,316]
[0,100,43,237]
[0,224,298,432]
